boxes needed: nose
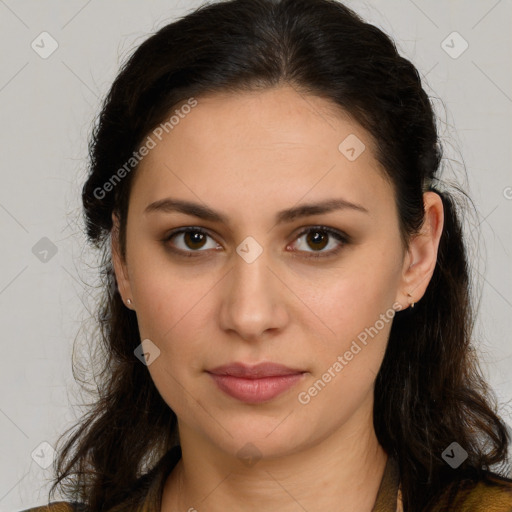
[219,247,289,342]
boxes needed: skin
[111,85,444,512]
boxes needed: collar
[117,446,402,512]
[371,454,403,512]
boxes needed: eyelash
[161,226,349,260]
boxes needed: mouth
[206,362,307,404]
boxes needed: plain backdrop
[0,0,511,509]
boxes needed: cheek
[295,276,397,420]
[131,268,214,415]
[305,252,401,336]
[297,249,402,385]
[126,237,205,332]
[133,268,213,350]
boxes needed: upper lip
[207,362,305,378]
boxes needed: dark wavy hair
[49,0,511,510]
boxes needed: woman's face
[113,85,416,460]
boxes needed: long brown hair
[49,0,511,510]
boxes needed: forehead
[129,86,393,219]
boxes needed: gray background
[1,0,511,509]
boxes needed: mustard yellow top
[18,447,512,512]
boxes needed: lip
[208,362,305,378]
[206,362,306,404]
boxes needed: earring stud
[407,293,415,309]
[126,298,132,306]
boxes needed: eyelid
[162,225,349,258]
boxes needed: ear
[396,191,444,309]
[111,212,134,309]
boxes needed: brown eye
[291,226,348,259]
[163,225,348,260]
[305,230,329,251]
[183,230,207,250]
[163,228,219,255]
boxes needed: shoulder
[17,502,86,512]
[437,471,512,511]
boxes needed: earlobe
[397,191,444,308]
[111,212,134,309]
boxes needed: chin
[205,416,312,461]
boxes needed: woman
[20,0,512,510]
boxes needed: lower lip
[208,373,305,404]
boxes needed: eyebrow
[144,197,369,224]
